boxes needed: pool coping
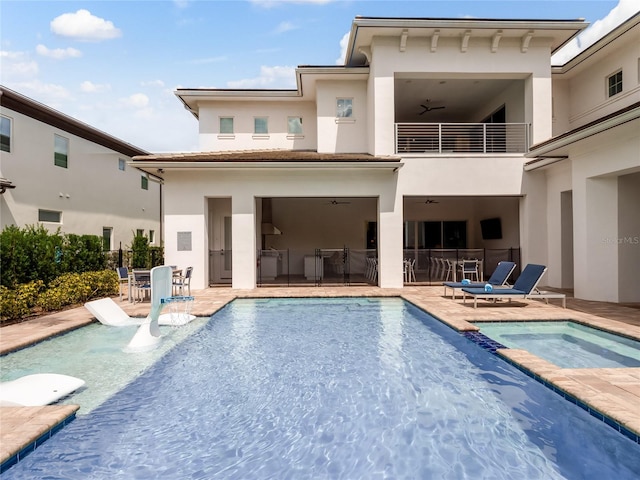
[400,294,640,444]
[1,286,639,470]
[0,405,79,473]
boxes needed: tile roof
[132,149,401,163]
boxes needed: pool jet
[124,265,173,353]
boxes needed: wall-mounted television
[480,217,502,240]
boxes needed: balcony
[395,123,529,154]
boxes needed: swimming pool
[477,321,640,369]
[0,319,208,413]
[2,298,639,479]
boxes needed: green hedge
[0,225,107,288]
[0,270,118,322]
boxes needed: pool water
[0,319,208,413]
[477,321,640,369]
[3,298,640,479]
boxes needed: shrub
[83,270,119,298]
[0,280,45,321]
[0,224,63,287]
[60,234,107,273]
[37,273,89,311]
[35,270,118,313]
[131,234,151,269]
[0,225,109,287]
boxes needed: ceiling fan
[419,99,445,115]
[326,199,351,206]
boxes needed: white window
[136,229,144,237]
[287,117,303,135]
[38,209,62,223]
[141,175,148,190]
[54,134,69,168]
[1,115,12,153]
[254,117,268,134]
[336,98,353,118]
[607,70,623,97]
[149,230,155,244]
[220,117,234,134]
[118,158,126,171]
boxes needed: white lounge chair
[85,298,195,327]
[0,373,85,406]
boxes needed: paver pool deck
[2,286,639,469]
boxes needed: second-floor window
[118,158,126,171]
[607,70,623,97]
[141,175,149,190]
[0,115,12,153]
[336,98,353,118]
[220,117,234,134]
[288,117,303,135]
[54,134,69,168]
[254,117,268,134]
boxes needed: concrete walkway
[2,286,639,470]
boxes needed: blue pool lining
[0,413,77,473]
[462,330,640,445]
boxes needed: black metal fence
[403,248,521,284]
[104,247,164,270]
[207,247,521,287]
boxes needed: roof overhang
[524,102,640,171]
[346,16,588,66]
[130,150,403,174]
[175,66,370,120]
[552,12,640,72]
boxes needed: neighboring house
[130,14,639,303]
[0,86,162,252]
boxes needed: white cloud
[80,80,110,93]
[273,21,298,34]
[141,80,166,88]
[226,65,296,89]
[173,0,190,8]
[0,50,39,78]
[36,44,82,59]
[121,93,150,108]
[77,88,198,152]
[50,9,122,42]
[251,0,334,7]
[552,0,640,64]
[336,31,350,65]
[6,80,71,107]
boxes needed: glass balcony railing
[395,123,529,154]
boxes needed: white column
[525,71,553,144]
[378,191,404,288]
[231,193,257,289]
[573,176,619,302]
[519,170,548,268]
[371,75,395,156]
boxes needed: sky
[1,0,638,153]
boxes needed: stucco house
[0,86,162,252]
[131,14,639,303]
